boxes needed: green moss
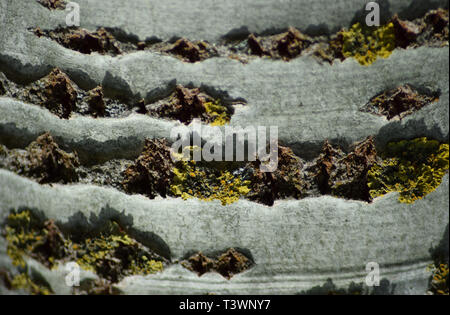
[368,138,449,203]
[341,22,396,65]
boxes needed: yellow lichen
[10,273,53,295]
[5,210,44,268]
[204,100,231,126]
[4,210,164,289]
[341,22,396,66]
[368,138,449,203]
[427,263,449,295]
[77,230,164,277]
[75,221,164,279]
[170,153,250,205]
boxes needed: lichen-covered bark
[3,210,166,294]
[368,138,449,204]
[0,69,128,119]
[147,85,233,126]
[37,0,66,10]
[35,27,122,56]
[0,133,79,184]
[122,138,175,199]
[247,145,304,206]
[362,84,439,120]
[182,248,252,279]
